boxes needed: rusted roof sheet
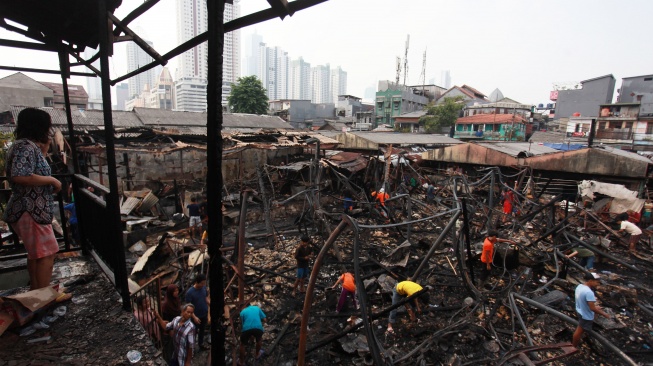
[324,151,368,173]
[336,131,463,147]
[133,108,294,129]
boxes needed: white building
[289,57,311,100]
[126,36,158,99]
[440,70,451,89]
[257,44,289,101]
[311,64,331,103]
[245,32,263,77]
[331,66,347,104]
[147,67,175,110]
[175,0,240,111]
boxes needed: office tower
[289,57,311,100]
[440,70,451,89]
[331,66,347,103]
[175,0,240,111]
[245,32,263,77]
[126,34,157,99]
[84,48,103,110]
[311,64,331,103]
[115,83,129,110]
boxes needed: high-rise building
[175,0,240,111]
[289,57,311,100]
[84,48,103,110]
[440,70,451,89]
[115,83,129,111]
[257,44,289,101]
[245,32,263,77]
[311,64,331,103]
[127,34,157,99]
[331,66,347,103]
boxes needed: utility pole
[420,48,427,95]
[395,56,401,87]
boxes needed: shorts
[11,213,59,260]
[189,216,201,227]
[630,234,641,245]
[578,317,593,331]
[297,267,309,279]
[240,328,263,344]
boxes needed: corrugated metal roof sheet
[133,108,294,129]
[10,106,141,129]
[598,146,652,164]
[476,142,559,157]
[346,132,463,145]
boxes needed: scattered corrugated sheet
[477,142,560,157]
[324,151,368,173]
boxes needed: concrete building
[331,66,347,104]
[146,67,175,110]
[115,83,129,111]
[175,0,239,110]
[257,44,289,101]
[552,74,616,119]
[618,74,653,118]
[454,114,527,141]
[464,97,532,119]
[311,64,331,104]
[289,57,311,100]
[126,36,157,99]
[374,80,429,127]
[39,81,88,110]
[269,99,335,129]
[0,72,53,112]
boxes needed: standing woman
[4,108,61,290]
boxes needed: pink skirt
[11,213,59,260]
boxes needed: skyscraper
[84,48,103,110]
[175,0,240,111]
[311,64,331,103]
[126,34,157,99]
[440,70,451,89]
[331,66,347,103]
[289,57,311,100]
[115,83,129,111]
[256,44,289,101]
[245,32,263,77]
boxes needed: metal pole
[412,210,461,280]
[98,0,131,311]
[237,190,250,307]
[461,198,475,284]
[487,170,495,230]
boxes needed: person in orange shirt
[331,271,357,313]
[371,188,390,219]
[480,230,515,286]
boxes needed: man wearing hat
[573,272,612,347]
[291,236,312,296]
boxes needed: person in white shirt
[616,212,642,253]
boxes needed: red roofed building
[454,113,527,141]
[40,81,88,110]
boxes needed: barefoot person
[4,108,62,290]
[291,236,311,296]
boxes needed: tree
[420,96,466,134]
[228,76,269,114]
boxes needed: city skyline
[0,0,652,106]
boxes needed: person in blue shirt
[185,274,210,350]
[573,272,612,347]
[64,202,79,245]
[238,302,266,365]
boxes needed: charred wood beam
[0,39,57,51]
[107,13,166,65]
[256,164,275,247]
[512,293,638,366]
[0,65,95,76]
[237,190,250,307]
[518,194,563,224]
[555,249,592,277]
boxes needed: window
[625,121,633,130]
[637,95,643,102]
[645,77,652,81]
[647,123,653,134]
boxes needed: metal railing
[131,276,164,351]
[596,129,633,140]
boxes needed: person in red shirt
[501,188,515,223]
[627,209,641,225]
[480,230,515,286]
[331,271,358,313]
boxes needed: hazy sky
[1,0,652,105]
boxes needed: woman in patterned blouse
[4,108,62,290]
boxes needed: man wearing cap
[573,272,612,348]
[291,236,312,296]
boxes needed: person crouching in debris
[479,230,516,286]
[156,303,196,366]
[387,279,428,333]
[371,187,390,219]
[238,301,267,365]
[615,212,642,253]
[343,190,354,212]
[292,236,312,296]
[566,246,596,270]
[331,271,357,313]
[573,273,612,348]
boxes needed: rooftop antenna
[420,47,427,96]
[402,34,410,87]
